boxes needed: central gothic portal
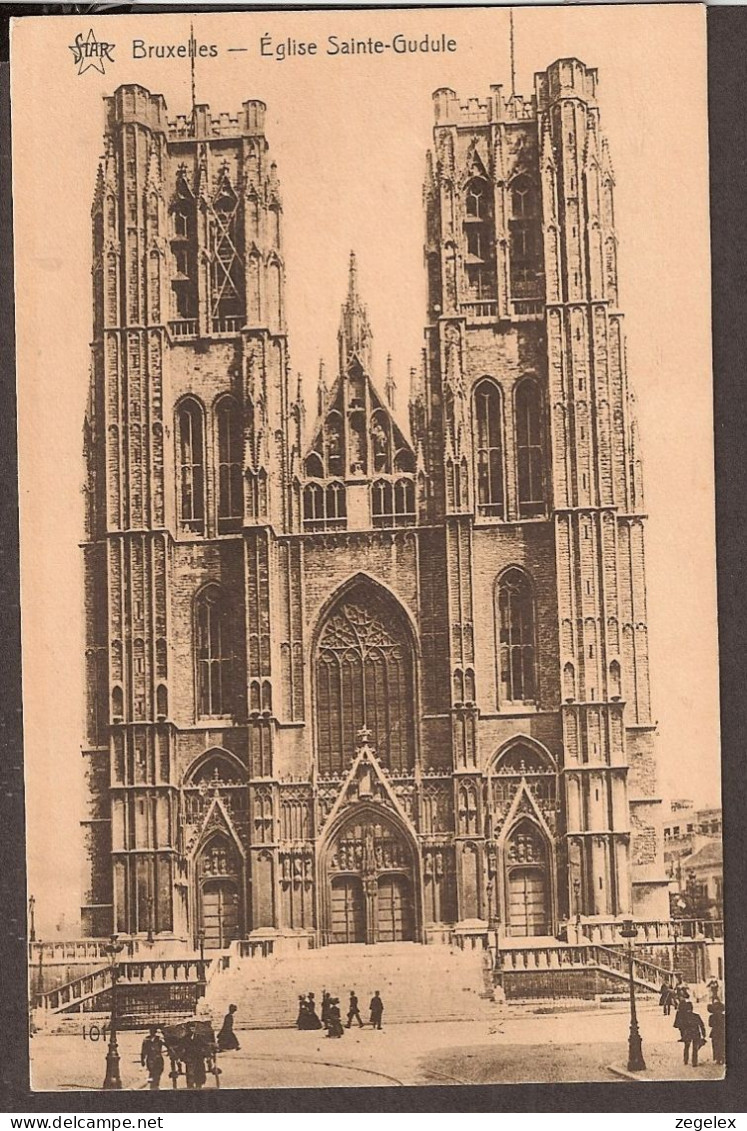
[321,810,419,945]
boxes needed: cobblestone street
[30,1003,725,1091]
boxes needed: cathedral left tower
[82,86,298,940]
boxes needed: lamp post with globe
[619,918,646,1072]
[102,934,125,1090]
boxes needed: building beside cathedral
[81,59,670,952]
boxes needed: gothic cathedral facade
[82,60,670,950]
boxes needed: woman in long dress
[305,992,323,1030]
[325,998,344,1038]
[217,1004,240,1051]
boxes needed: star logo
[69,29,115,76]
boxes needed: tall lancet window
[210,169,244,329]
[195,585,233,717]
[216,397,243,532]
[515,379,545,516]
[463,177,496,300]
[177,398,205,534]
[315,591,415,776]
[509,176,543,299]
[171,168,197,322]
[496,568,536,704]
[473,378,505,517]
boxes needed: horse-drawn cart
[162,1020,221,1089]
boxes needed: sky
[11,5,720,936]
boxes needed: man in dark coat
[369,990,384,1030]
[346,990,364,1028]
[140,1026,165,1090]
[182,1023,210,1089]
[679,1001,706,1067]
[217,1004,240,1051]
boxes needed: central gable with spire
[302,253,416,533]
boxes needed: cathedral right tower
[415,57,670,924]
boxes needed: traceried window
[509,176,543,299]
[303,481,347,532]
[177,398,205,534]
[496,568,536,704]
[171,168,197,321]
[473,378,505,517]
[463,177,496,300]
[195,585,233,717]
[515,379,545,516]
[371,478,415,528]
[315,591,415,776]
[216,397,243,532]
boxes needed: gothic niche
[184,750,247,829]
[315,586,415,777]
[489,742,557,835]
[324,811,417,945]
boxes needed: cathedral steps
[203,942,498,1029]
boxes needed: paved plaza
[30,1004,725,1091]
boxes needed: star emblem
[69,28,115,76]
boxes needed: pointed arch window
[473,379,505,517]
[371,478,415,528]
[509,175,543,299]
[170,168,197,323]
[303,481,347,532]
[515,379,545,517]
[315,591,415,776]
[463,177,496,300]
[216,397,243,532]
[496,568,536,704]
[195,585,233,717]
[177,398,205,534]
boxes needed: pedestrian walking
[679,1001,706,1067]
[346,990,364,1028]
[325,997,344,1038]
[707,976,721,1003]
[140,1026,165,1090]
[306,992,323,1030]
[659,978,672,1016]
[708,1000,726,1065]
[369,990,384,1030]
[182,1022,212,1089]
[321,989,331,1028]
[217,1004,241,1051]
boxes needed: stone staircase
[203,942,497,1030]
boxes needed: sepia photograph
[9,2,723,1093]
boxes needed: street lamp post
[619,918,646,1072]
[197,928,206,991]
[573,877,581,940]
[102,933,125,1090]
[28,895,36,944]
[147,896,154,945]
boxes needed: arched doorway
[195,833,243,948]
[504,818,551,937]
[322,808,419,945]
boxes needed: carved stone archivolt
[329,820,408,874]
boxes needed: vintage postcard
[10,3,723,1092]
